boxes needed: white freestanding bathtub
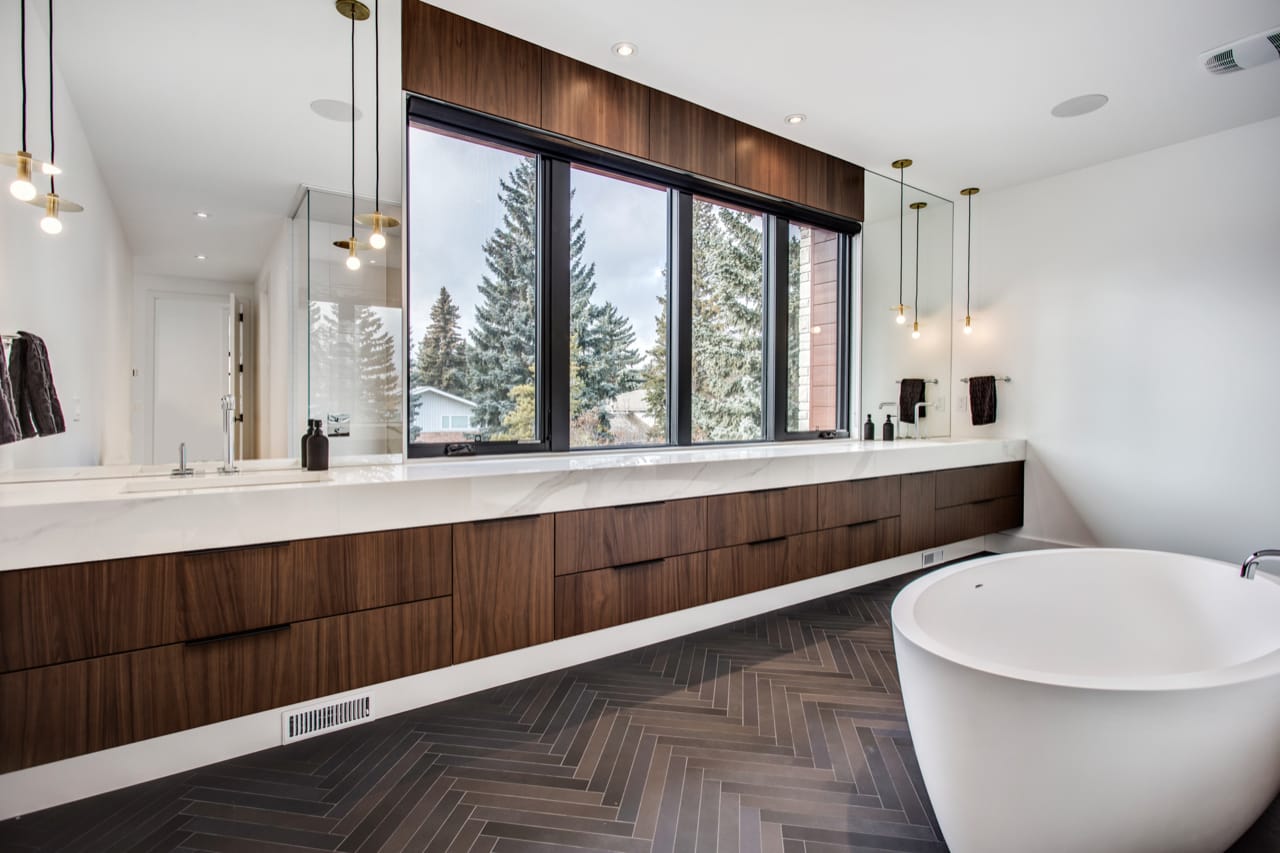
[891,548,1280,853]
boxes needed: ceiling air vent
[282,693,374,744]
[1201,28,1280,75]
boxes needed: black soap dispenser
[883,414,895,442]
[863,414,875,441]
[301,419,316,469]
[305,419,329,472]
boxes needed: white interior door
[152,294,231,463]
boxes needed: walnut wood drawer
[554,553,707,639]
[934,495,1024,544]
[0,555,182,673]
[555,498,706,576]
[177,542,290,641]
[801,518,902,582]
[705,485,818,550]
[0,597,452,772]
[934,462,1024,509]
[706,533,818,601]
[282,525,452,622]
[453,515,554,664]
[816,476,901,530]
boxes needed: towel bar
[961,376,1012,383]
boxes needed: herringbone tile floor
[1,569,1276,853]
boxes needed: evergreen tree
[413,287,467,396]
[308,301,337,418]
[690,200,764,441]
[468,159,539,435]
[640,293,668,441]
[468,159,642,441]
[787,229,802,430]
[355,306,401,426]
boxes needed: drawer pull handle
[747,536,786,547]
[185,623,291,647]
[970,498,1000,506]
[186,540,289,557]
[747,488,787,496]
[613,558,660,571]
[846,519,878,529]
[471,514,540,526]
[624,500,668,510]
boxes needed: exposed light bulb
[40,161,60,176]
[368,227,386,250]
[9,153,36,200]
[39,194,62,234]
[896,306,906,325]
[346,242,361,271]
[911,321,921,340]
[963,315,973,335]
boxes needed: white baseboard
[0,539,984,820]
[984,531,1081,553]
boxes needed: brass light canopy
[892,158,913,324]
[335,0,370,21]
[960,187,980,334]
[909,201,927,340]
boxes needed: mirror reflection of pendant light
[353,0,398,250]
[4,0,57,202]
[891,159,912,324]
[909,201,926,339]
[27,0,82,234]
[960,186,980,334]
[333,0,370,271]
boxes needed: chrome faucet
[911,401,930,440]
[1241,549,1280,579]
[171,442,194,477]
[218,394,239,474]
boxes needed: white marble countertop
[0,438,1025,572]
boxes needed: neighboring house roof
[409,386,477,408]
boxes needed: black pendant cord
[913,204,921,320]
[897,163,904,308]
[966,192,973,318]
[18,0,27,152]
[373,0,379,215]
[349,8,356,242]
[46,0,53,194]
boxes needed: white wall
[0,12,132,472]
[254,221,294,459]
[952,116,1280,563]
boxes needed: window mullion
[764,216,788,441]
[542,156,572,451]
[669,191,693,447]
[836,233,853,433]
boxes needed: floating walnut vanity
[0,442,1024,772]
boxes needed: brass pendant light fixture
[4,0,59,203]
[960,186,980,334]
[891,158,912,325]
[353,0,398,250]
[333,0,370,270]
[26,0,82,234]
[909,201,927,339]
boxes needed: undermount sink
[122,469,331,494]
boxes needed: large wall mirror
[0,0,403,478]
[860,169,953,438]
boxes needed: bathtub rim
[891,547,1280,693]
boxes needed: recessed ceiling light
[785,113,807,125]
[194,210,208,219]
[612,42,637,57]
[195,254,206,261]
[1051,93,1109,118]
[309,98,363,122]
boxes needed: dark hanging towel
[899,378,926,424]
[969,375,998,426]
[7,336,36,439]
[16,332,66,437]
[0,340,21,445]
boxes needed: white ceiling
[45,0,1280,285]
[52,0,403,283]
[428,0,1280,196]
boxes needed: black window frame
[404,96,859,458]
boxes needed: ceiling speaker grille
[1205,49,1242,74]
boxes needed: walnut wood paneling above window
[403,3,864,222]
